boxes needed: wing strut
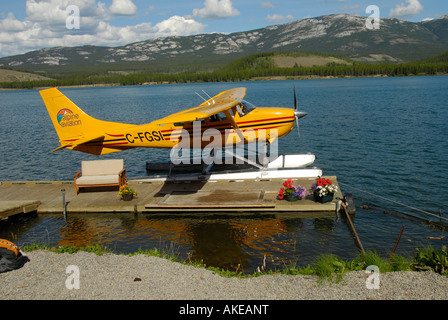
[223,110,247,143]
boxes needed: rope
[338,182,448,223]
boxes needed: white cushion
[76,175,119,185]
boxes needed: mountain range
[1,13,447,77]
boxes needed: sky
[0,0,447,58]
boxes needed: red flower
[277,187,286,200]
[316,178,332,187]
[282,178,294,187]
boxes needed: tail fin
[40,87,104,141]
[40,88,136,155]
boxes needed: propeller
[293,84,307,136]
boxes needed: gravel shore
[1,250,448,300]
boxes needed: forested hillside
[1,50,447,89]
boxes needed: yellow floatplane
[40,87,320,179]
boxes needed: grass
[21,243,448,280]
[23,243,112,255]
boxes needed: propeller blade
[294,84,299,136]
[295,115,300,136]
[292,84,307,137]
[293,84,297,110]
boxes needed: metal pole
[340,201,365,253]
[61,189,67,220]
[391,225,405,256]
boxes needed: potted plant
[311,177,338,203]
[277,178,307,202]
[118,185,137,201]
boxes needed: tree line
[1,61,447,89]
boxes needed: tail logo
[57,109,81,127]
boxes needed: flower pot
[313,191,334,203]
[121,194,134,201]
[285,194,299,202]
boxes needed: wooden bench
[74,159,127,195]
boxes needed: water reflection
[2,212,347,273]
[2,208,444,274]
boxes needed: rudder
[40,87,101,141]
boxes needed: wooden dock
[0,200,40,221]
[0,176,343,216]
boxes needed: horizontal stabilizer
[51,145,70,153]
[51,135,105,153]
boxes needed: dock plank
[0,176,342,214]
[0,200,40,220]
[161,190,264,205]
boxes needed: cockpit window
[236,99,256,117]
[209,112,227,122]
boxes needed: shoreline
[1,250,448,300]
[1,73,447,91]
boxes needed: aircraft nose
[294,110,307,119]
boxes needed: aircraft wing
[151,87,246,125]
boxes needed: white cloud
[154,16,205,37]
[0,13,27,32]
[25,0,108,31]
[193,0,240,20]
[25,0,71,27]
[265,14,293,23]
[109,0,137,16]
[0,0,206,57]
[389,0,423,18]
[261,2,275,9]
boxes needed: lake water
[1,76,447,273]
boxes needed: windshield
[236,99,256,117]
